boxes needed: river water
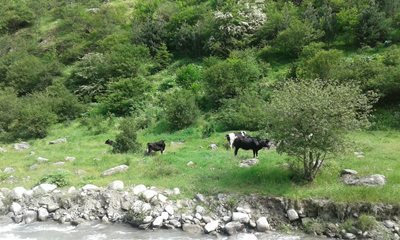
[0,219,323,240]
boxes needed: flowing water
[0,218,323,240]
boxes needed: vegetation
[0,0,399,201]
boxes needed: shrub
[112,118,140,153]
[175,64,203,89]
[357,215,377,232]
[164,90,200,130]
[266,79,378,182]
[38,171,70,187]
[356,5,389,47]
[201,121,216,138]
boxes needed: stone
[53,162,65,166]
[0,147,7,153]
[196,205,205,214]
[82,184,99,191]
[256,217,270,232]
[161,212,169,220]
[3,167,15,174]
[101,164,129,176]
[108,180,124,190]
[11,187,27,200]
[152,216,164,228]
[203,216,212,223]
[158,194,167,203]
[170,219,181,228]
[204,220,219,233]
[195,213,202,220]
[182,223,203,234]
[165,205,174,215]
[209,144,218,150]
[67,186,76,194]
[235,233,258,240]
[173,187,180,195]
[64,156,76,162]
[38,208,49,221]
[342,174,386,186]
[29,164,39,170]
[132,184,147,195]
[225,221,244,235]
[141,190,158,202]
[10,202,22,214]
[341,169,358,176]
[49,138,67,145]
[37,157,49,163]
[33,183,57,195]
[143,216,153,223]
[354,151,364,158]
[14,142,30,151]
[287,209,299,221]
[23,210,37,224]
[232,212,250,223]
[239,158,259,168]
[195,193,205,202]
[343,232,356,239]
[75,169,87,176]
[249,220,256,228]
[223,216,231,222]
[384,220,395,229]
[187,161,195,167]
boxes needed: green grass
[0,120,399,203]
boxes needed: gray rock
[234,233,258,240]
[182,223,203,234]
[225,221,244,235]
[108,180,124,190]
[82,184,99,191]
[161,212,169,220]
[170,219,181,228]
[195,193,205,202]
[173,187,180,195]
[64,156,76,162]
[23,210,37,224]
[158,194,167,203]
[141,190,157,202]
[53,162,65,166]
[3,167,15,174]
[11,187,26,200]
[29,164,39,170]
[384,220,395,229]
[195,213,202,220]
[287,209,299,221]
[49,138,67,145]
[0,147,7,153]
[10,202,22,214]
[232,212,250,223]
[101,164,129,176]
[37,157,49,163]
[133,184,147,195]
[239,158,259,168]
[14,142,30,151]
[33,183,57,195]
[67,186,76,194]
[165,205,174,215]
[222,216,231,222]
[143,216,153,223]
[38,208,49,221]
[203,216,212,223]
[342,174,386,186]
[152,216,164,228]
[341,169,358,176]
[204,220,219,233]
[196,205,205,214]
[343,232,356,239]
[209,144,218,150]
[354,151,364,158]
[187,161,195,167]
[256,217,270,232]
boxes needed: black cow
[232,136,271,158]
[225,131,247,149]
[105,139,115,146]
[147,140,166,154]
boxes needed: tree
[266,79,377,182]
[164,90,199,130]
[113,118,140,153]
[356,5,389,46]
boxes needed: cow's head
[105,139,114,146]
[260,139,272,149]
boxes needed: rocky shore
[1,181,400,239]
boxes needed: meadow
[1,119,399,204]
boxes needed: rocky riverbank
[1,181,399,239]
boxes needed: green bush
[38,171,70,187]
[113,118,140,153]
[267,79,378,182]
[175,64,203,89]
[357,214,377,232]
[164,90,200,130]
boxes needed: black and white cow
[226,131,247,149]
[232,136,271,158]
[147,140,166,154]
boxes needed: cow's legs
[234,147,239,156]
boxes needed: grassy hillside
[1,119,399,204]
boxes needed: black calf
[105,139,115,146]
[147,140,166,154]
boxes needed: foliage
[357,215,377,232]
[113,118,140,153]
[266,79,378,181]
[38,171,70,187]
[356,5,389,47]
[164,90,200,130]
[297,48,343,80]
[0,1,35,34]
[175,64,203,89]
